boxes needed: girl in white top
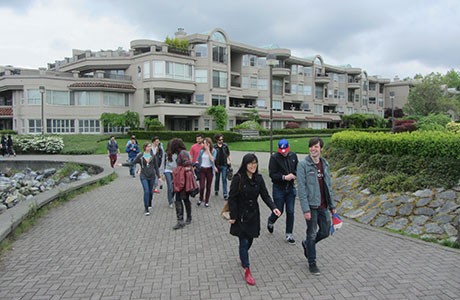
[197,137,217,207]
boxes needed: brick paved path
[0,154,459,299]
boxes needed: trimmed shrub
[15,135,64,154]
[128,130,242,143]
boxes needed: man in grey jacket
[296,137,336,276]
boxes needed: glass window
[378,98,384,107]
[211,31,226,42]
[165,62,193,80]
[153,61,165,78]
[272,100,282,111]
[369,97,376,105]
[250,77,258,89]
[256,99,266,108]
[27,89,41,105]
[75,91,100,106]
[291,84,297,94]
[303,85,312,96]
[273,79,282,95]
[257,79,268,90]
[314,104,322,115]
[104,92,126,106]
[195,94,206,105]
[211,95,226,106]
[315,86,323,99]
[212,45,227,64]
[28,119,42,133]
[46,119,75,133]
[369,82,376,91]
[78,119,100,133]
[46,90,70,105]
[212,70,227,88]
[339,90,345,99]
[143,61,150,79]
[195,44,208,57]
[242,76,249,89]
[195,69,207,83]
[304,67,312,77]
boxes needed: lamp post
[39,86,45,135]
[389,91,395,133]
[266,54,277,156]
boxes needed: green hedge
[128,130,243,143]
[331,131,460,159]
[258,127,390,136]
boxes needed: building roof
[0,107,13,116]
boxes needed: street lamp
[266,53,277,156]
[39,86,45,135]
[389,91,395,133]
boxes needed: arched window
[211,31,226,43]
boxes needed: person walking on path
[190,133,204,181]
[6,134,16,157]
[107,136,120,168]
[267,139,299,244]
[0,134,7,157]
[151,136,164,193]
[196,137,217,207]
[170,138,193,230]
[162,139,177,209]
[228,153,281,286]
[125,135,140,177]
[214,134,231,200]
[122,142,160,216]
[297,137,336,276]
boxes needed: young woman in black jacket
[228,153,281,286]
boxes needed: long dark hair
[170,138,186,155]
[165,139,173,162]
[236,153,259,175]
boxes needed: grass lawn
[60,135,330,155]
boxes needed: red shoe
[244,267,255,286]
[153,189,160,193]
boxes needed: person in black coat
[228,153,281,286]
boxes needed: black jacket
[268,151,298,188]
[123,153,159,180]
[228,173,276,238]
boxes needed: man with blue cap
[267,138,299,244]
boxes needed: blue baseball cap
[278,139,290,154]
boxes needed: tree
[100,111,140,130]
[404,75,447,116]
[206,106,228,131]
[122,111,140,129]
[442,69,460,90]
[241,108,260,123]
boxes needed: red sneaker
[244,268,255,285]
[153,189,160,193]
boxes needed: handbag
[227,165,233,181]
[220,201,230,220]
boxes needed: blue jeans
[164,172,174,205]
[128,157,136,176]
[268,185,296,234]
[214,165,228,197]
[140,178,155,212]
[238,237,254,268]
[305,208,331,264]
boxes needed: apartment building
[0,27,396,134]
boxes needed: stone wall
[334,174,460,243]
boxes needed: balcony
[347,80,360,89]
[314,73,330,84]
[272,67,290,77]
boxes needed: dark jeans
[305,208,331,264]
[214,165,228,197]
[199,167,213,203]
[164,172,174,205]
[140,178,155,212]
[238,237,254,268]
[128,157,136,176]
[268,185,296,234]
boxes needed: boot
[173,200,185,230]
[244,267,255,285]
[184,198,192,225]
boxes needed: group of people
[1,134,15,157]
[111,134,336,286]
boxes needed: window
[194,119,199,131]
[104,92,126,106]
[143,61,150,79]
[273,79,282,95]
[212,45,227,64]
[47,119,75,133]
[291,65,298,75]
[242,55,257,67]
[369,83,376,91]
[195,44,208,57]
[369,97,376,105]
[28,119,42,133]
[338,74,345,83]
[212,95,226,106]
[304,67,312,77]
[27,90,41,105]
[46,90,70,105]
[272,100,282,111]
[300,103,310,111]
[378,98,384,107]
[153,61,165,78]
[250,77,258,89]
[362,97,368,105]
[166,62,193,80]
[78,119,100,133]
[303,85,312,96]
[242,76,249,89]
[315,86,323,99]
[291,84,297,94]
[75,91,100,106]
[347,107,353,115]
[257,79,268,90]
[211,32,226,43]
[298,84,303,95]
[195,94,206,105]
[204,119,210,130]
[212,70,227,88]
[338,90,345,99]
[355,94,360,102]
[314,104,322,115]
[256,99,266,108]
[334,89,338,99]
[195,69,207,83]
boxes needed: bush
[128,130,242,143]
[417,113,451,131]
[446,121,460,133]
[15,135,64,154]
[233,121,263,130]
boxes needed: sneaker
[215,191,219,196]
[224,195,228,200]
[148,206,152,210]
[172,221,185,230]
[285,234,296,245]
[205,203,209,208]
[301,240,309,260]
[309,263,320,276]
[153,189,160,193]
[267,219,274,233]
[145,211,150,216]
[169,204,173,209]
[197,200,202,206]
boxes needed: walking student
[267,139,299,244]
[107,136,120,168]
[197,137,217,207]
[297,137,336,276]
[122,142,160,216]
[162,139,177,209]
[151,136,164,193]
[228,153,281,286]
[125,135,140,177]
[214,134,231,200]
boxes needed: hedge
[331,131,460,159]
[128,130,243,143]
[259,127,390,136]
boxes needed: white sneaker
[145,211,150,216]
[285,234,296,245]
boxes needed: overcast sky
[1,0,458,80]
